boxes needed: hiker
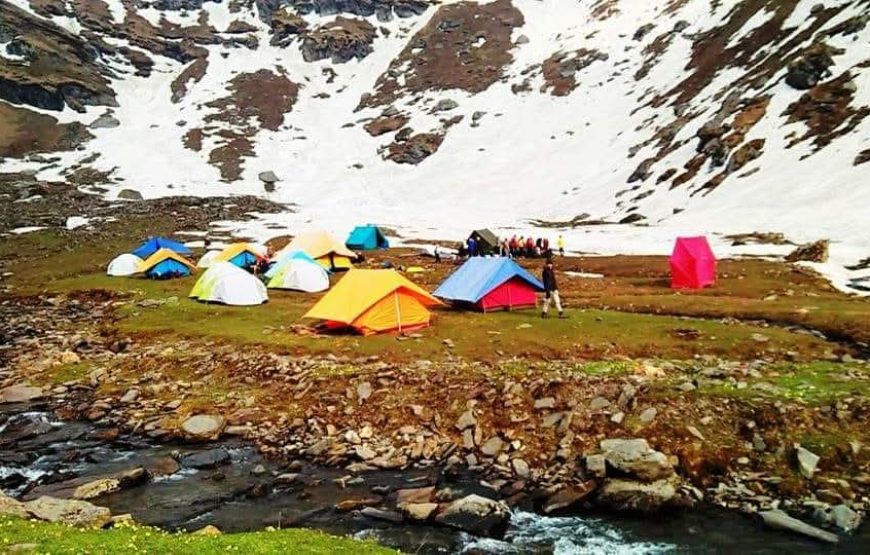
[525,236,535,258]
[557,234,565,257]
[467,236,477,258]
[509,235,518,257]
[542,237,550,255]
[434,245,441,263]
[541,259,564,319]
[474,235,483,256]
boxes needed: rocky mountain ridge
[1,0,869,285]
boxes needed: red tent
[669,236,716,289]
[479,277,540,311]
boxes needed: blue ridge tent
[132,236,192,259]
[346,225,390,251]
[433,257,544,312]
[265,250,322,279]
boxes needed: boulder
[434,494,510,539]
[335,496,381,512]
[597,478,677,512]
[258,171,279,183]
[90,113,120,129]
[194,525,222,536]
[455,410,476,430]
[360,507,403,523]
[600,439,674,482]
[24,496,112,528]
[73,468,148,500]
[480,437,504,457]
[117,189,143,201]
[401,502,438,521]
[0,493,29,518]
[395,486,435,505]
[760,510,839,543]
[585,454,607,478]
[0,385,43,404]
[180,448,230,469]
[432,99,458,113]
[542,481,597,514]
[180,415,226,441]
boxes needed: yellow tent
[303,269,442,335]
[281,231,357,271]
[136,248,197,278]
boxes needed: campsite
[1,193,869,553]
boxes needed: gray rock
[796,445,820,479]
[401,502,438,521]
[117,189,143,201]
[515,34,530,45]
[534,397,555,410]
[360,507,403,523]
[830,504,862,533]
[480,437,504,457]
[586,454,607,478]
[258,171,279,183]
[600,439,674,482]
[542,481,597,514]
[1,385,43,403]
[0,493,28,518]
[639,407,657,424]
[24,496,112,528]
[90,113,120,129]
[434,494,510,539]
[511,458,530,478]
[455,410,476,430]
[180,448,230,469]
[119,389,139,404]
[760,510,839,543]
[357,381,373,402]
[673,20,690,33]
[355,445,377,461]
[432,99,458,113]
[180,415,226,441]
[597,478,677,512]
[589,397,611,410]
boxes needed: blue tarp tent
[132,237,192,259]
[346,225,389,251]
[433,257,544,311]
[265,250,322,279]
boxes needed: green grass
[47,362,92,384]
[696,361,870,404]
[0,516,396,554]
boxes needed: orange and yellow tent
[280,230,357,271]
[303,269,442,335]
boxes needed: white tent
[196,250,221,268]
[189,262,268,306]
[267,258,330,293]
[107,254,143,277]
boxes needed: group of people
[460,234,566,259]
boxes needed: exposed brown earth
[170,57,210,103]
[784,71,869,152]
[386,132,444,164]
[364,114,409,137]
[270,8,308,47]
[541,49,608,96]
[0,103,93,158]
[301,17,377,63]
[359,0,524,109]
[183,128,204,152]
[199,70,299,180]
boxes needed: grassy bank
[0,516,395,554]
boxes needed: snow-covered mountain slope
[1,0,869,289]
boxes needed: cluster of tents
[105,228,718,336]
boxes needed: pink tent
[669,236,716,289]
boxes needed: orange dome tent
[303,269,441,335]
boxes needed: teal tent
[346,225,389,251]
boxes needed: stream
[2,403,868,554]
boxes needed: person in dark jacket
[541,259,564,318]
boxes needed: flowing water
[2,404,868,554]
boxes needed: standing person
[525,236,535,258]
[541,258,564,319]
[542,237,550,256]
[509,235,518,257]
[517,236,525,258]
[557,234,565,257]
[434,245,441,263]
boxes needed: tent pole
[394,292,402,334]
